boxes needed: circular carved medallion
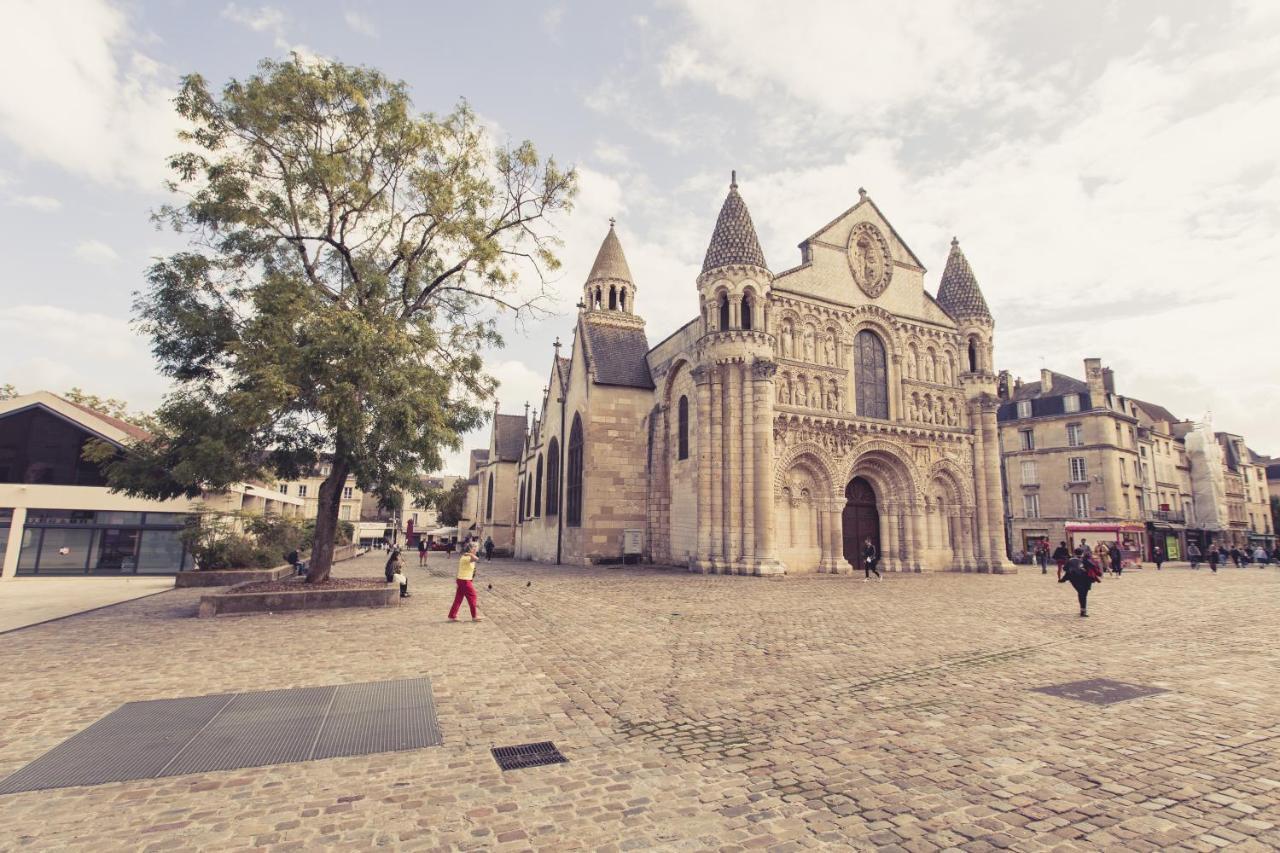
[847,222,893,298]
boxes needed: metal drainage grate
[1031,678,1168,706]
[492,741,568,771]
[0,678,442,794]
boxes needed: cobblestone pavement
[2,553,1278,851]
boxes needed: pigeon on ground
[526,581,531,587]
[487,583,492,590]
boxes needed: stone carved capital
[690,365,711,385]
[751,358,779,381]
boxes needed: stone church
[469,176,1011,574]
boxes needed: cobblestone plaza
[3,552,1279,851]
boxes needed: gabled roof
[1008,372,1089,401]
[0,391,152,446]
[492,414,526,463]
[554,355,571,390]
[579,318,655,389]
[702,174,767,273]
[586,223,633,285]
[1131,398,1180,427]
[798,192,927,271]
[935,238,991,321]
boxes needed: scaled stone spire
[936,237,991,322]
[586,219,633,286]
[701,171,768,274]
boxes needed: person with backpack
[1052,541,1070,578]
[1059,547,1101,617]
[862,537,881,582]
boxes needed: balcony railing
[1146,509,1186,524]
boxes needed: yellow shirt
[457,554,477,580]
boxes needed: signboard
[623,529,643,555]
[1165,535,1181,560]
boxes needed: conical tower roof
[936,237,991,322]
[701,172,767,274]
[586,221,633,285]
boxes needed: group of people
[1186,542,1275,571]
[383,535,493,620]
[1038,540,1130,577]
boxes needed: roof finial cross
[858,187,867,200]
[553,336,561,350]
[730,169,737,189]
[608,217,616,228]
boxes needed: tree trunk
[307,458,351,583]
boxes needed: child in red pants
[449,542,482,621]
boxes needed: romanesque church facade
[468,177,1011,574]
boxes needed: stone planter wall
[198,582,398,618]
[175,564,295,588]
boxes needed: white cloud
[220,3,285,32]
[73,239,121,265]
[343,9,377,37]
[0,0,182,191]
[0,305,163,410]
[9,194,61,211]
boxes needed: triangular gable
[0,391,142,448]
[798,195,926,271]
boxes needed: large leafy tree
[104,57,575,582]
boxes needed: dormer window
[1063,393,1080,413]
[1016,400,1031,419]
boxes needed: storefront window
[14,508,189,574]
[97,511,144,525]
[34,528,95,572]
[18,529,41,572]
[137,529,188,573]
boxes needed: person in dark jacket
[1229,547,1242,568]
[1152,545,1164,571]
[862,537,881,582]
[1208,546,1219,573]
[1059,548,1100,617]
[1036,541,1050,574]
[1187,542,1201,569]
[1109,542,1123,577]
[1052,542,1070,578]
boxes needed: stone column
[742,364,755,567]
[979,400,1010,571]
[909,507,926,572]
[968,407,992,570]
[890,354,904,420]
[2,506,26,579]
[829,505,847,572]
[692,366,712,572]
[752,359,781,574]
[709,365,723,571]
[879,503,897,572]
[724,362,741,570]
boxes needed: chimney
[1084,357,1105,402]
[1102,367,1115,394]
[997,369,1012,400]
[1040,368,1053,394]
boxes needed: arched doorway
[843,477,880,565]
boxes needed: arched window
[486,472,494,520]
[609,285,617,310]
[718,293,730,331]
[968,338,978,373]
[677,395,690,460]
[854,330,889,419]
[518,478,526,523]
[741,295,753,330]
[566,414,584,527]
[526,474,533,518]
[594,286,602,309]
[545,438,560,516]
[534,454,543,516]
[619,289,627,312]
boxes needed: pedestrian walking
[1229,546,1242,568]
[862,537,881,582]
[1096,542,1112,576]
[1037,541,1050,575]
[1153,545,1164,571]
[1059,548,1101,617]
[417,537,428,566]
[448,541,483,621]
[1187,542,1201,569]
[1208,546,1219,573]
[1252,545,1267,565]
[1053,541,1070,578]
[484,535,495,561]
[1109,542,1123,577]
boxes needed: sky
[1,0,1278,475]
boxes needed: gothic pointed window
[534,454,543,516]
[545,438,560,516]
[718,293,730,331]
[486,472,494,520]
[741,295,753,330]
[677,395,689,460]
[566,414,584,527]
[518,478,526,523]
[854,330,889,419]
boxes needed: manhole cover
[1031,678,1167,705]
[492,741,567,771]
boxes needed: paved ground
[0,575,172,633]
[1,553,1278,852]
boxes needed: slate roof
[1131,398,1180,426]
[493,415,526,463]
[936,238,991,321]
[580,319,655,389]
[702,175,768,273]
[1008,372,1089,401]
[586,224,633,284]
[60,397,153,443]
[554,356,571,389]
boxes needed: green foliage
[100,55,576,579]
[182,511,280,569]
[437,478,467,527]
[299,518,354,550]
[0,384,16,400]
[0,384,157,431]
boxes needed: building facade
[491,178,1010,574]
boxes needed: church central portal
[842,477,880,567]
